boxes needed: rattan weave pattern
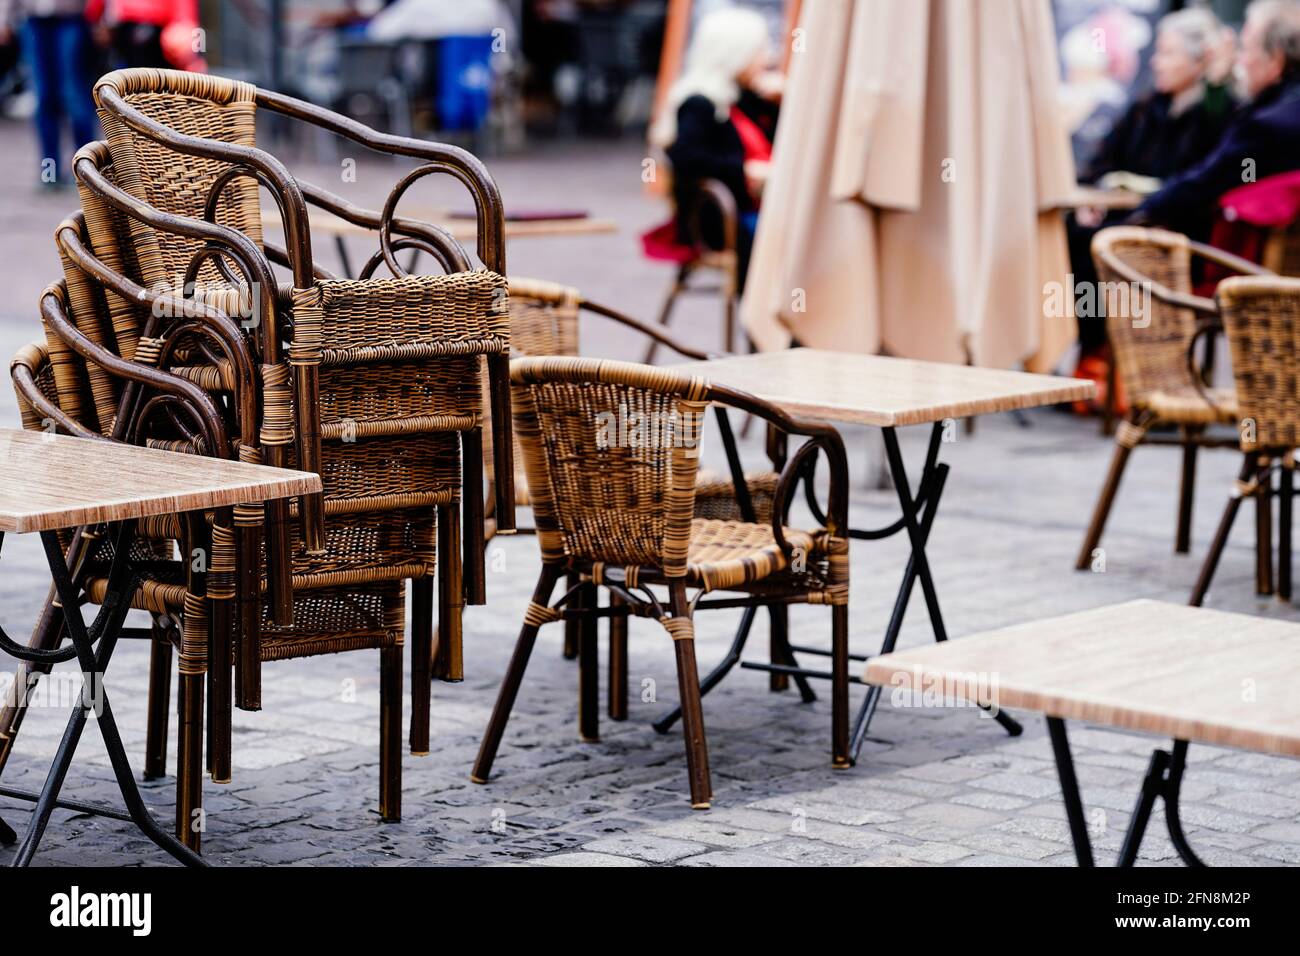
[1217,276,1300,451]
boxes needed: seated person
[651,7,780,292]
[1133,0,1300,236]
[1070,7,1233,366]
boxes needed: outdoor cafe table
[0,428,321,867]
[668,349,1095,761]
[864,600,1300,866]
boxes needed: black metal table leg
[1,524,207,868]
[1047,717,1096,867]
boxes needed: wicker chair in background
[1076,226,1268,576]
[641,178,740,364]
[492,277,792,723]
[1190,275,1300,605]
[89,68,516,701]
[471,357,850,808]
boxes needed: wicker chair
[471,357,851,807]
[88,69,515,697]
[1190,275,1300,605]
[492,278,786,719]
[642,178,740,364]
[1076,226,1268,572]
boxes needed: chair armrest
[708,382,850,546]
[581,299,716,361]
[1098,247,1219,319]
[10,342,101,441]
[1188,239,1275,278]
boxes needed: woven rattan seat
[1144,387,1239,425]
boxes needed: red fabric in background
[1200,171,1300,295]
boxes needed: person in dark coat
[1134,0,1300,236]
[1070,7,1233,358]
[652,7,780,292]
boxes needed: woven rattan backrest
[1263,220,1300,277]
[511,357,707,576]
[1217,275,1300,451]
[94,69,264,292]
[75,142,147,361]
[1092,226,1197,406]
[54,220,123,434]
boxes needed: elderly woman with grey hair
[1070,7,1236,360]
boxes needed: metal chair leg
[471,566,563,784]
[1176,427,1200,554]
[143,625,173,781]
[409,575,434,755]
[1076,426,1141,570]
[668,582,711,809]
[608,593,628,721]
[577,583,599,743]
[768,603,789,692]
[561,571,579,660]
[641,265,689,365]
[831,603,850,769]
[1256,460,1274,596]
[1190,455,1257,606]
[379,644,402,821]
[1280,457,1293,602]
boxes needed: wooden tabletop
[263,209,618,242]
[677,350,1095,427]
[863,600,1300,758]
[0,429,321,534]
[1070,185,1145,211]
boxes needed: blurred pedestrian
[1134,0,1300,234]
[0,0,99,186]
[651,6,780,292]
[103,0,202,71]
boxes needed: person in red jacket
[98,0,202,71]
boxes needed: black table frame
[654,414,1022,761]
[0,521,206,867]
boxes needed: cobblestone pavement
[0,123,1297,867]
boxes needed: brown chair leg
[175,672,204,852]
[434,503,464,682]
[1256,460,1274,596]
[1076,425,1142,570]
[1175,427,1201,554]
[641,265,688,365]
[471,565,563,784]
[379,644,403,821]
[578,583,599,742]
[144,624,173,781]
[1190,455,1257,606]
[831,603,851,769]
[668,581,712,809]
[768,603,789,692]
[1281,457,1293,602]
[561,570,579,660]
[409,575,434,755]
[608,592,628,721]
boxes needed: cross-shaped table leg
[0,524,206,868]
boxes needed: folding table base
[0,525,206,867]
[1048,717,1205,867]
[656,421,1022,762]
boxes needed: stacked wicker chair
[1077,226,1269,574]
[493,277,786,721]
[1191,275,1300,605]
[471,357,851,807]
[1,67,516,852]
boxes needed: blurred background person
[1134,0,1300,235]
[1070,6,1233,379]
[101,0,203,71]
[0,0,98,186]
[650,5,779,292]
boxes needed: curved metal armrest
[296,179,473,275]
[690,178,738,255]
[40,287,231,457]
[255,87,507,274]
[581,299,715,361]
[1100,250,1219,318]
[10,344,101,441]
[1188,239,1275,278]
[708,382,850,547]
[1185,316,1227,413]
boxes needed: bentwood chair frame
[471,357,851,807]
[642,177,740,364]
[496,278,786,725]
[1191,275,1300,606]
[1077,226,1269,576]
[88,68,516,723]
